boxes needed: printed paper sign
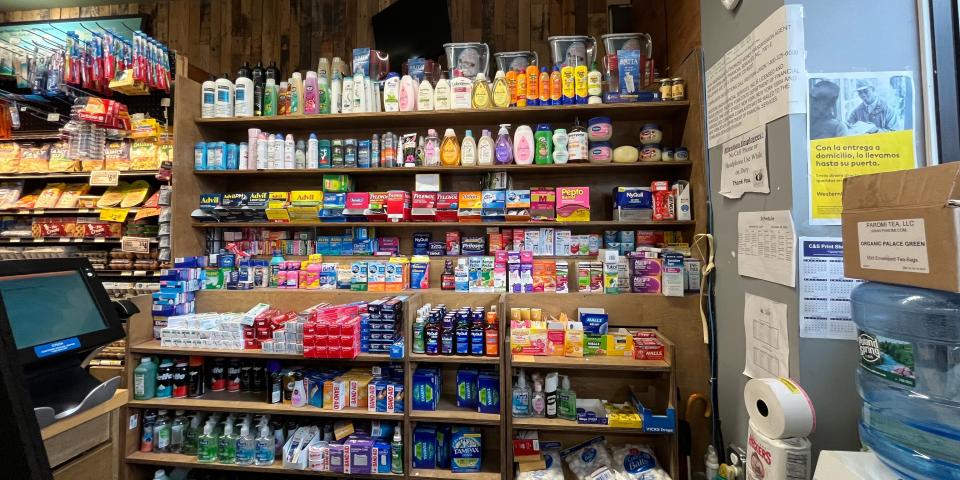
[720,126,769,198]
[89,170,120,186]
[743,293,790,379]
[121,236,152,254]
[738,210,797,287]
[99,207,130,223]
[799,237,862,340]
[856,218,929,273]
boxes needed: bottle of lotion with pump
[201,75,216,118]
[460,130,477,166]
[398,75,416,112]
[471,72,492,109]
[494,124,514,164]
[491,71,510,108]
[235,64,253,117]
[477,129,495,165]
[302,71,318,114]
[417,77,434,111]
[382,73,399,112]
[513,125,534,165]
[434,72,451,110]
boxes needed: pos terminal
[0,258,130,429]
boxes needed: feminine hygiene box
[841,163,960,292]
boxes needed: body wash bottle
[289,72,303,114]
[471,72,492,109]
[512,369,531,417]
[513,124,534,165]
[382,73,400,112]
[302,71,318,114]
[434,73,451,110]
[262,78,277,116]
[318,74,330,114]
[494,124,514,165]
[418,77,435,111]
[460,130,477,166]
[477,129,495,165]
[558,375,577,421]
[534,123,553,164]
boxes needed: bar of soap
[613,146,639,163]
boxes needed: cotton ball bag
[516,448,564,480]
[611,444,671,480]
[562,436,622,480]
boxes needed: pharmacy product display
[851,282,960,480]
[512,434,671,480]
[193,118,687,171]
[411,304,499,357]
[137,409,403,474]
[509,307,668,359]
[200,39,684,119]
[412,366,500,414]
[412,424,485,473]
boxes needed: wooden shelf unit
[140,47,709,479]
[195,161,692,176]
[125,451,401,478]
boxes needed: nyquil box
[841,163,960,292]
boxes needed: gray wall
[701,0,926,459]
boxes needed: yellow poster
[808,71,916,224]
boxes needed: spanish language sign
[807,71,917,225]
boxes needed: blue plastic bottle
[851,282,960,480]
[268,250,285,288]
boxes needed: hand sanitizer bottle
[255,424,275,466]
[197,420,219,463]
[512,369,531,417]
[391,427,403,474]
[558,375,577,421]
[235,424,256,465]
[218,421,238,464]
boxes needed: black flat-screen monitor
[0,258,124,366]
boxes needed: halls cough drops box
[556,187,590,222]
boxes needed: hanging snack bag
[18,144,51,173]
[48,142,78,172]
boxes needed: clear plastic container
[443,42,490,80]
[494,51,538,72]
[547,35,596,67]
[850,282,960,479]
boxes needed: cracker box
[555,187,590,222]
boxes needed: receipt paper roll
[744,377,816,439]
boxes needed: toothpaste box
[556,187,590,222]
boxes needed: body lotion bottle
[477,129,495,165]
[513,124,534,165]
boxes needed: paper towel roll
[744,377,816,439]
[746,422,811,480]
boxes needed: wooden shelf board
[193,220,695,229]
[409,465,500,480]
[127,394,403,419]
[195,161,693,177]
[125,451,400,477]
[41,389,127,440]
[130,339,394,361]
[511,416,655,434]
[410,398,501,425]
[195,102,689,132]
[510,354,670,371]
[408,353,500,365]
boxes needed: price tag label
[160,98,171,107]
[121,236,151,253]
[89,170,120,187]
[134,270,147,276]
[121,271,133,277]
[46,113,60,122]
[9,238,20,243]
[78,208,90,213]
[33,238,46,243]
[17,210,29,215]
[99,208,130,222]
[93,237,106,243]
[73,238,83,243]
[59,237,71,243]
[34,209,44,215]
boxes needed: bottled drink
[851,282,960,479]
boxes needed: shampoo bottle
[303,71,319,114]
[525,64,539,106]
[330,71,341,114]
[460,130,477,166]
[317,57,330,80]
[471,72,493,109]
[550,66,562,106]
[251,62,265,116]
[574,63,588,104]
[417,78,435,111]
[552,128,569,164]
[560,65,575,105]
[477,129,495,165]
[440,128,460,166]
[382,73,399,112]
[234,66,254,117]
[434,72,451,110]
[513,124,534,165]
[512,369,531,417]
[318,74,331,114]
[398,75,416,112]
[277,81,289,115]
[450,74,473,109]
[534,123,553,164]
[491,70,510,108]
[263,78,278,116]
[494,124,514,165]
[289,72,303,115]
[201,75,216,118]
[538,67,550,105]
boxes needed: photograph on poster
[809,73,913,140]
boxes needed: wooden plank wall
[0,0,700,79]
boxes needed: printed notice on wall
[743,293,790,379]
[808,71,917,224]
[705,4,807,147]
[799,237,863,340]
[719,125,769,198]
[738,210,796,287]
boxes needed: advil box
[841,163,960,291]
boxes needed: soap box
[555,187,590,222]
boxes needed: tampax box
[841,163,960,291]
[556,187,590,222]
[436,192,460,222]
